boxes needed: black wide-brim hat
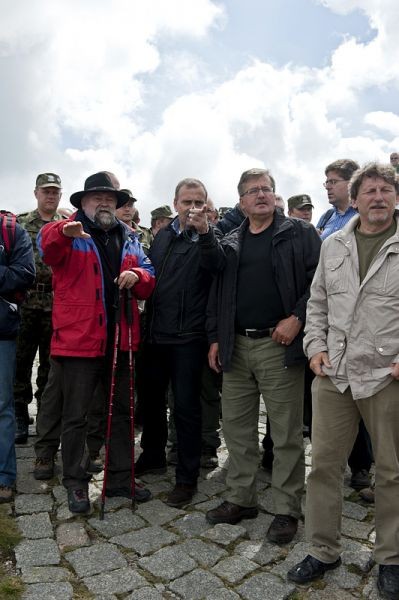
[70,172,130,209]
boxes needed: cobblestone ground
[9,364,379,599]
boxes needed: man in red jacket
[37,172,155,513]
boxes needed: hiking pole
[125,288,136,511]
[100,288,122,520]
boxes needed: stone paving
[9,402,380,600]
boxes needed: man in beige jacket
[288,162,399,600]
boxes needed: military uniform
[14,208,64,426]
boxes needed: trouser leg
[172,341,205,486]
[60,357,102,489]
[35,310,52,409]
[200,363,221,450]
[35,357,63,459]
[14,306,40,407]
[359,380,399,565]
[0,340,17,486]
[306,376,359,563]
[222,336,261,507]
[347,419,373,472]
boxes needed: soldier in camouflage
[14,173,64,444]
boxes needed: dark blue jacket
[0,220,35,339]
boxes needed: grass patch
[0,505,24,599]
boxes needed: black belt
[31,283,52,293]
[237,327,275,339]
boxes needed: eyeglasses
[323,179,346,188]
[240,186,274,197]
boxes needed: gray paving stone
[17,512,53,539]
[342,500,369,521]
[15,539,60,568]
[207,591,240,600]
[168,568,225,599]
[305,587,356,599]
[89,508,146,537]
[197,478,227,496]
[341,539,374,572]
[363,578,379,599]
[17,473,53,494]
[236,573,295,600]
[235,540,283,566]
[270,541,309,576]
[65,543,127,577]
[22,582,73,599]
[15,493,53,515]
[211,555,258,583]
[16,446,36,459]
[201,523,246,546]
[84,566,147,595]
[257,487,274,514]
[56,521,90,549]
[172,512,210,538]
[136,498,184,525]
[110,525,179,555]
[139,546,197,581]
[21,566,71,583]
[178,538,228,567]
[55,503,76,521]
[52,486,67,503]
[342,516,373,540]
[325,564,362,589]
[126,588,165,600]
[192,497,224,513]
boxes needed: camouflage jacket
[18,209,64,311]
[134,225,153,255]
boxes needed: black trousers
[139,340,206,485]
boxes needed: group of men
[1,155,399,599]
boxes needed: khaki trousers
[222,335,305,517]
[306,376,399,565]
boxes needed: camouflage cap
[120,188,137,204]
[36,173,62,189]
[287,194,314,210]
[151,205,173,220]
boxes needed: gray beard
[94,209,116,230]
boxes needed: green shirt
[354,219,396,283]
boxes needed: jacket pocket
[325,256,349,294]
[0,297,20,337]
[323,330,346,377]
[371,339,399,374]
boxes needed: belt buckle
[244,329,256,337]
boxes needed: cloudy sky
[1,0,398,224]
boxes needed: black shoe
[135,455,167,476]
[350,468,371,490]
[67,488,90,513]
[287,554,341,583]
[200,446,218,469]
[15,413,29,444]
[267,514,298,544]
[206,500,258,525]
[87,456,103,474]
[165,483,197,508]
[105,482,152,503]
[33,457,54,480]
[378,565,399,600]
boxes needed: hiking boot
[206,501,258,525]
[33,457,54,480]
[15,404,29,445]
[0,484,14,504]
[200,446,218,469]
[359,486,375,503]
[287,554,341,583]
[267,514,298,544]
[165,483,197,508]
[135,455,167,476]
[67,488,90,513]
[378,565,399,600]
[87,455,103,474]
[105,481,152,503]
[350,468,371,490]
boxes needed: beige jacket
[304,213,399,400]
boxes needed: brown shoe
[267,514,298,544]
[359,486,375,503]
[33,457,54,480]
[206,501,258,525]
[0,484,14,504]
[165,483,197,508]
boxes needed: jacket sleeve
[303,242,329,359]
[291,223,322,324]
[37,220,73,267]
[198,227,226,274]
[129,241,155,300]
[0,224,35,295]
[206,275,219,344]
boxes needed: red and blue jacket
[37,217,155,357]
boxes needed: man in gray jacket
[288,162,399,600]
